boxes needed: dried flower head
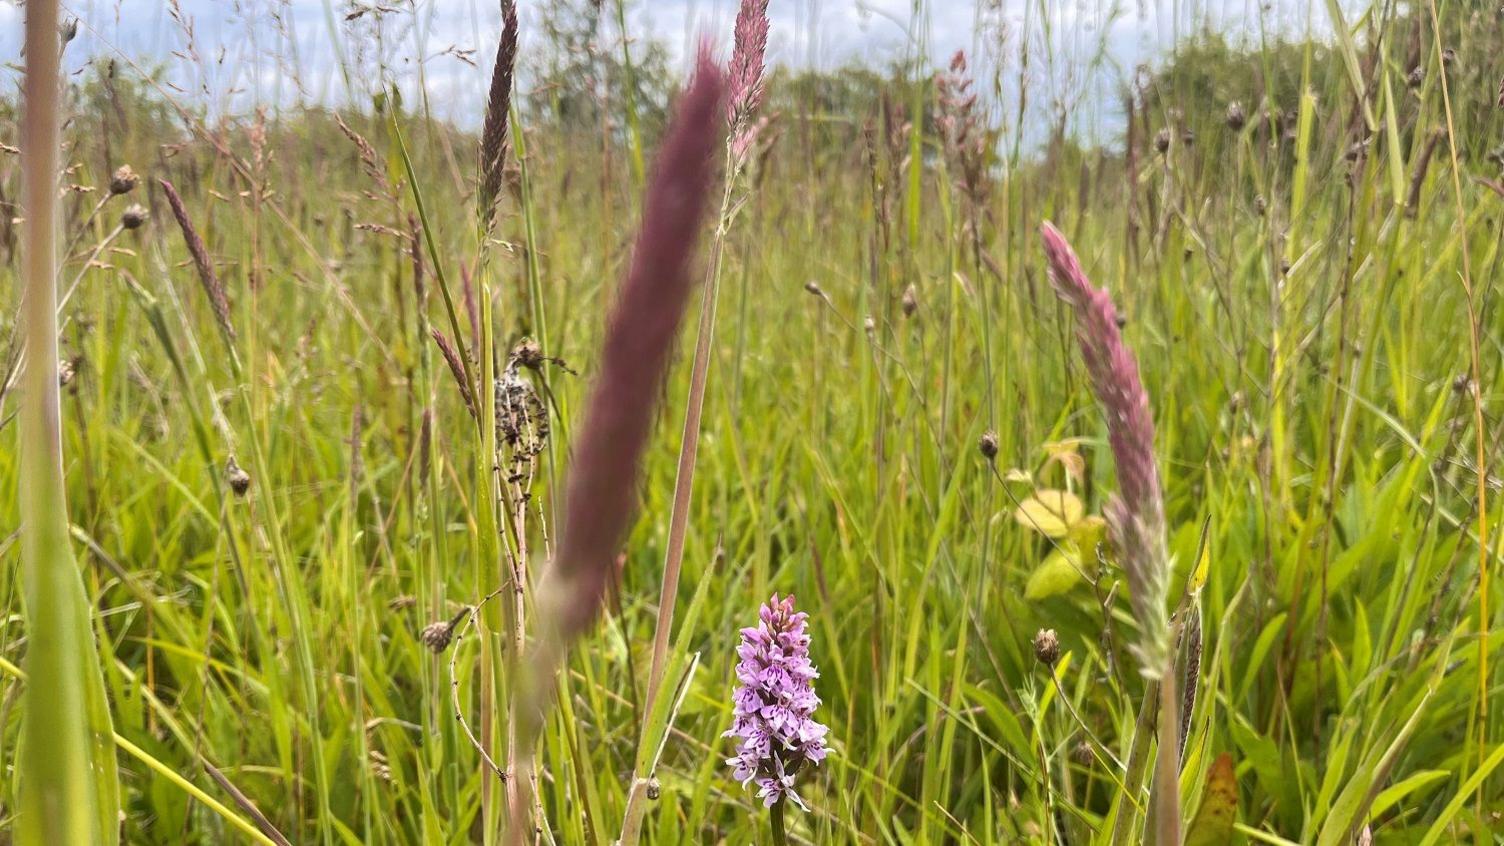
[978,430,1000,461]
[1039,222,1171,679]
[1033,628,1060,666]
[109,165,139,196]
[901,283,919,317]
[1225,101,1246,132]
[726,593,830,810]
[120,203,148,230]
[225,456,251,497]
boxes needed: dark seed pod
[901,283,918,317]
[646,778,661,800]
[1033,629,1060,667]
[226,456,251,496]
[1407,67,1424,89]
[420,620,456,653]
[1225,101,1246,131]
[1154,128,1171,154]
[121,204,148,230]
[511,337,544,371]
[109,165,139,196]
[978,430,999,461]
[1073,741,1094,767]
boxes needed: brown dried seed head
[58,358,76,388]
[109,165,139,196]
[226,456,251,496]
[420,619,455,653]
[121,203,148,229]
[1033,628,1060,666]
[1073,741,1093,766]
[512,337,544,371]
[1225,101,1246,131]
[1154,128,1171,153]
[901,283,918,317]
[978,430,999,461]
[804,280,823,296]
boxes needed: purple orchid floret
[725,593,830,810]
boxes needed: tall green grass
[0,0,1501,843]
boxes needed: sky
[0,0,1360,139]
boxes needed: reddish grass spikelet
[1038,221,1170,677]
[430,329,476,421]
[543,49,726,640]
[159,177,235,343]
[479,0,519,225]
[727,0,770,162]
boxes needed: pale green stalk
[16,2,120,842]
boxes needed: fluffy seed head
[1039,221,1171,678]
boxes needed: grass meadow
[2,0,1503,843]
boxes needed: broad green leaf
[1025,543,1085,599]
[1014,489,1084,538]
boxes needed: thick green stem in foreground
[17,2,120,843]
[770,800,788,846]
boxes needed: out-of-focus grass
[0,1,1501,843]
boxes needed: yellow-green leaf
[1014,489,1084,538]
[1185,753,1238,846]
[1025,543,1085,600]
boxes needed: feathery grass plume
[1039,221,1170,677]
[478,0,519,226]
[726,594,830,814]
[511,48,725,844]
[159,178,235,343]
[537,48,724,644]
[1040,221,1179,845]
[17,1,121,842]
[727,0,770,163]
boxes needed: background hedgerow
[0,1,1502,843]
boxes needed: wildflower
[725,594,830,810]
